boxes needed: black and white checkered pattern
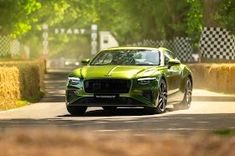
[200,27,235,60]
[173,37,193,62]
[0,36,11,57]
[130,39,173,49]
[10,39,21,57]
[129,37,193,62]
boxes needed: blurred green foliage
[217,0,235,33]
[186,0,203,53]
[214,129,235,136]
[0,0,234,58]
[0,0,41,38]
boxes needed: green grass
[0,93,45,110]
[16,100,29,107]
[213,129,235,136]
[24,91,45,103]
[0,100,29,110]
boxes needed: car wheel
[102,106,117,112]
[67,106,87,115]
[175,77,192,110]
[144,79,167,114]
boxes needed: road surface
[0,71,235,134]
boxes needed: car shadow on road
[0,113,234,134]
[58,108,175,117]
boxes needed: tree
[185,0,203,53]
[0,0,41,38]
[217,0,235,33]
[92,0,190,43]
[2,0,233,58]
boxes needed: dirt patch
[0,128,234,156]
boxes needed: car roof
[103,46,169,52]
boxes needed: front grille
[84,79,131,93]
[70,97,144,106]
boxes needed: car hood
[71,65,164,79]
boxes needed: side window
[94,53,112,64]
[103,53,113,64]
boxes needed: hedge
[188,63,235,93]
[0,59,45,109]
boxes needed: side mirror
[168,59,180,68]
[81,59,90,65]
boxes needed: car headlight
[68,77,81,85]
[137,77,157,85]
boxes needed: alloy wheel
[185,79,192,108]
[156,80,167,113]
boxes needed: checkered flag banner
[173,37,193,62]
[10,39,20,57]
[0,36,11,57]
[128,37,193,62]
[129,39,173,49]
[200,27,235,60]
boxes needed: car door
[164,50,182,104]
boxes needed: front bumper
[66,78,159,107]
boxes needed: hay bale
[0,60,45,109]
[189,63,235,93]
[189,64,210,89]
[0,67,20,100]
[228,65,235,92]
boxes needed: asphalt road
[0,71,235,134]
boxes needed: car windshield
[90,49,160,66]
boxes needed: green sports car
[66,47,193,115]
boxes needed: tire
[144,79,167,114]
[175,77,192,110]
[67,106,87,115]
[102,106,117,112]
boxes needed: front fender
[180,65,193,92]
